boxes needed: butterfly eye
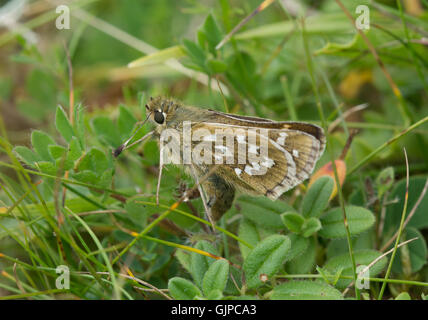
[154,111,165,124]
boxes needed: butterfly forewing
[189,121,323,200]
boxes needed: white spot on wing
[248,144,260,154]
[234,168,242,176]
[293,150,299,157]
[236,135,246,144]
[244,165,253,176]
[261,157,275,168]
[203,134,216,142]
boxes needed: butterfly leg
[201,174,235,222]
[156,144,165,205]
[189,165,217,230]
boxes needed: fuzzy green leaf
[190,240,219,288]
[31,130,56,162]
[202,259,229,296]
[168,277,201,300]
[118,105,137,139]
[244,235,291,289]
[13,146,40,166]
[281,211,305,233]
[302,176,334,218]
[55,105,74,143]
[301,217,322,237]
[237,195,293,230]
[319,206,375,239]
[271,280,343,300]
[324,250,387,289]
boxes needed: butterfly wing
[189,121,324,200]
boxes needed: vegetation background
[0,0,427,300]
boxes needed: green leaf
[238,218,261,260]
[244,235,291,289]
[31,130,56,162]
[168,277,201,300]
[319,206,375,239]
[71,170,98,185]
[324,250,387,289]
[237,195,293,230]
[286,234,309,262]
[67,137,82,162]
[190,240,219,288]
[271,280,343,300]
[117,105,137,139]
[175,249,191,274]
[13,146,40,166]
[36,161,57,176]
[391,228,427,274]
[182,39,207,72]
[395,292,411,300]
[375,167,394,199]
[302,176,334,218]
[205,289,223,300]
[202,259,229,296]
[55,105,74,143]
[128,45,185,68]
[206,59,227,74]
[286,237,316,274]
[92,116,121,147]
[48,145,66,160]
[301,217,322,237]
[198,14,223,54]
[385,176,428,230]
[281,212,305,233]
[77,148,110,176]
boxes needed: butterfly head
[145,96,178,127]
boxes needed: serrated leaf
[281,211,305,233]
[13,146,40,166]
[168,277,201,300]
[190,240,219,288]
[302,176,334,218]
[244,235,291,289]
[202,259,229,296]
[31,130,56,161]
[271,280,343,300]
[319,206,375,239]
[55,105,74,142]
[324,250,387,289]
[301,217,322,237]
[237,195,293,230]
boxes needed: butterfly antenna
[113,112,152,157]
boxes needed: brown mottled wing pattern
[189,118,324,200]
